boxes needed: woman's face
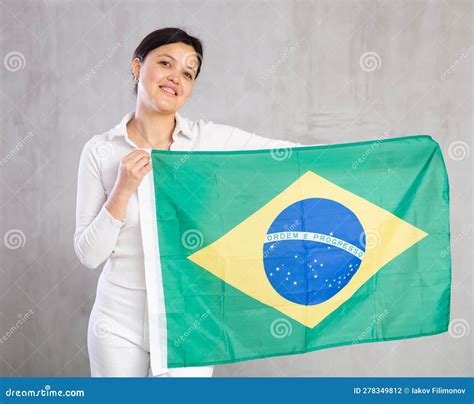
[132,42,200,113]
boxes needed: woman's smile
[159,85,177,96]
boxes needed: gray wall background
[0,0,472,377]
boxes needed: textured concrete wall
[0,0,472,376]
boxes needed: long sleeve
[224,126,324,150]
[234,128,303,149]
[73,137,125,269]
[200,121,305,150]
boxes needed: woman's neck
[127,104,176,149]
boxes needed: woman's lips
[159,86,177,96]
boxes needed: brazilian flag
[138,135,451,368]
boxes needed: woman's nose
[167,72,179,83]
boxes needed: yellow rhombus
[188,170,428,328]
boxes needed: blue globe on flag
[263,198,366,305]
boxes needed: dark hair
[132,27,204,95]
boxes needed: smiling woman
[131,43,197,121]
[127,28,203,152]
[74,27,301,378]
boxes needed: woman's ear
[131,57,141,80]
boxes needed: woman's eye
[184,72,193,79]
[159,61,170,66]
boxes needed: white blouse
[74,111,302,290]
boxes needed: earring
[134,76,139,83]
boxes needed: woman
[74,27,300,377]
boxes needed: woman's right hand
[113,150,151,198]
[105,150,151,221]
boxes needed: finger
[130,156,151,176]
[123,150,149,164]
[125,150,149,163]
[130,154,151,170]
[138,162,152,176]
[126,154,150,169]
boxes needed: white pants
[87,272,214,377]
